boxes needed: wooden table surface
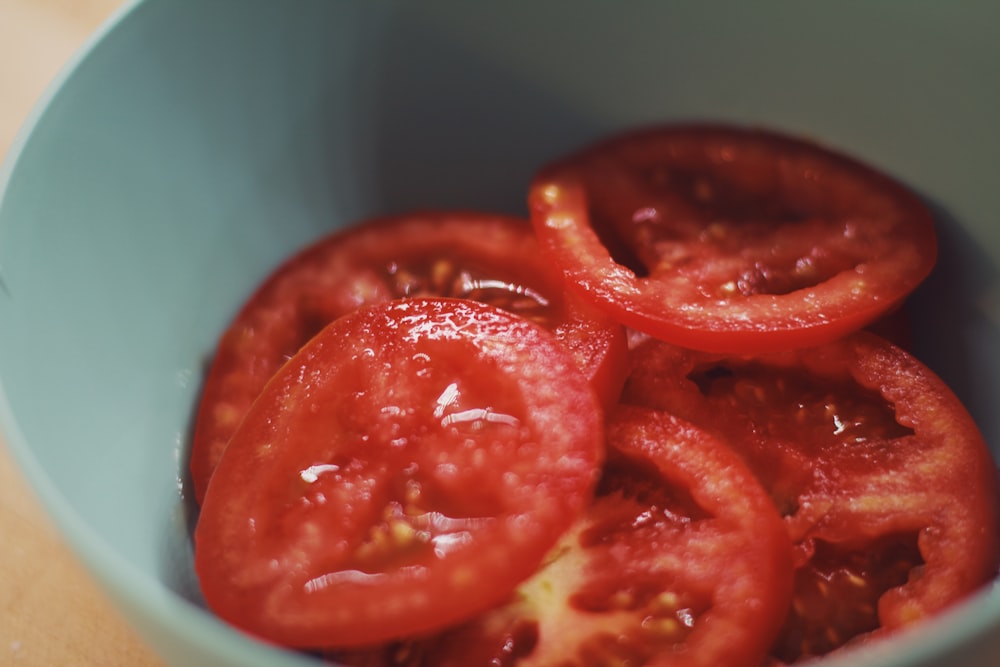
[0,1,165,665]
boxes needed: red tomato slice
[622,332,1000,663]
[190,212,628,503]
[527,124,938,353]
[194,298,605,649]
[331,405,793,667]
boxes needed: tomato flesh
[622,332,1000,661]
[331,405,793,667]
[528,124,938,353]
[194,298,605,649]
[773,534,922,662]
[190,212,627,503]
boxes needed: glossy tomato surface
[622,332,1000,663]
[528,124,938,353]
[333,405,793,667]
[194,298,605,649]
[190,212,627,502]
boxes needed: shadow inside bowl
[909,198,1000,437]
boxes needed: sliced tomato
[190,211,628,503]
[194,298,605,649]
[331,405,793,667]
[622,332,1000,663]
[527,124,938,353]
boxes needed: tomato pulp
[332,405,793,667]
[528,124,938,354]
[194,298,606,648]
[190,212,628,503]
[622,332,1000,662]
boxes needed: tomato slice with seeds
[332,405,793,667]
[622,332,1000,663]
[190,212,628,503]
[527,124,938,353]
[194,298,605,649]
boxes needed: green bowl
[2,1,999,665]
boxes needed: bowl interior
[2,1,1000,666]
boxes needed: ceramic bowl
[2,2,999,666]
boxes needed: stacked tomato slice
[527,124,938,354]
[195,298,608,647]
[622,334,1000,663]
[191,124,999,666]
[189,212,629,504]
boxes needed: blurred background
[0,1,162,664]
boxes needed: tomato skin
[528,124,938,354]
[194,298,605,649]
[600,406,795,667]
[190,212,627,504]
[334,405,793,667]
[622,331,1000,662]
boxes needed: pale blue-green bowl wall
[1,2,998,666]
